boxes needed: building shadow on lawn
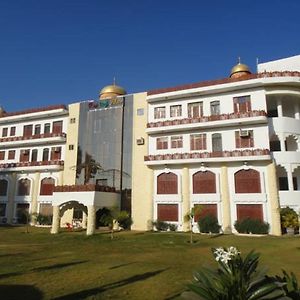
[32,260,88,272]
[109,261,137,270]
[53,268,167,300]
[0,284,43,300]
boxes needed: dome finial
[238,56,241,64]
[230,58,251,78]
[113,76,116,86]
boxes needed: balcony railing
[54,184,116,193]
[144,149,270,161]
[0,160,64,169]
[147,110,266,128]
[0,132,66,143]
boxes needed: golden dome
[99,84,126,99]
[230,63,251,78]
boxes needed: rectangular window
[171,136,183,148]
[212,133,223,152]
[8,150,15,160]
[69,145,74,150]
[170,105,182,118]
[10,127,16,136]
[237,204,263,222]
[20,149,30,162]
[0,203,6,217]
[279,177,288,190]
[23,125,33,137]
[188,102,203,118]
[137,108,144,116]
[96,179,108,186]
[156,137,168,150]
[154,107,166,119]
[31,149,38,162]
[190,134,206,150]
[210,101,220,115]
[233,95,251,113]
[52,121,63,134]
[157,204,178,222]
[34,124,41,135]
[235,130,254,148]
[2,128,8,137]
[44,123,51,134]
[70,118,76,124]
[51,147,61,160]
[42,148,49,161]
[0,151,5,160]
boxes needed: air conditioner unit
[136,138,145,145]
[239,130,250,137]
[21,150,29,155]
[54,147,61,152]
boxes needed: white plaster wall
[258,55,300,72]
[148,89,266,123]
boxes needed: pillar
[294,103,300,120]
[277,99,283,117]
[182,167,190,231]
[279,133,286,152]
[266,162,282,236]
[286,165,294,191]
[51,205,60,234]
[82,210,87,229]
[31,172,40,225]
[220,166,232,234]
[7,173,17,223]
[86,205,96,235]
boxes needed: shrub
[198,214,221,233]
[152,220,169,231]
[116,211,133,230]
[188,247,299,300]
[234,218,269,234]
[280,207,299,231]
[168,223,177,231]
[36,214,52,225]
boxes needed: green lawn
[0,226,299,300]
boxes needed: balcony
[146,111,267,134]
[54,184,117,193]
[144,149,271,165]
[0,160,64,172]
[272,151,300,164]
[268,117,300,136]
[0,132,66,148]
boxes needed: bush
[234,218,269,234]
[116,211,133,230]
[152,220,169,231]
[280,207,299,232]
[168,223,178,231]
[198,214,221,233]
[36,214,52,225]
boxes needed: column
[51,205,60,234]
[294,103,300,120]
[182,167,190,232]
[82,210,87,229]
[277,99,283,117]
[86,205,96,235]
[31,172,40,225]
[266,162,282,236]
[220,166,232,234]
[279,133,286,152]
[7,173,17,223]
[287,165,294,191]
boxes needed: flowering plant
[188,247,299,299]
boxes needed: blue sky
[0,0,299,111]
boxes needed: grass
[0,226,299,300]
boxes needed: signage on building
[88,97,123,110]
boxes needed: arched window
[235,169,261,193]
[40,177,55,195]
[17,178,31,196]
[193,171,216,194]
[157,172,178,194]
[0,179,8,196]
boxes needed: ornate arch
[157,172,178,194]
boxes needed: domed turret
[99,80,126,100]
[230,60,251,78]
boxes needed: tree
[184,206,203,244]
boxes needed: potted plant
[280,207,299,235]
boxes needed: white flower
[227,246,240,257]
[213,246,240,264]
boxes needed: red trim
[147,71,300,96]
